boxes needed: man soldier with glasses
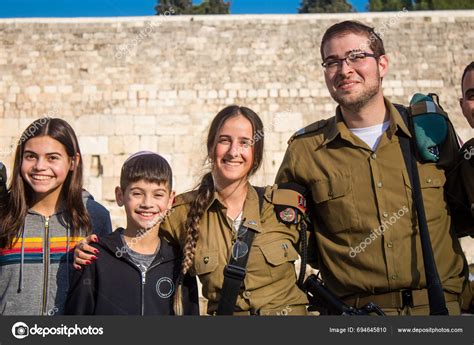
[276,20,470,315]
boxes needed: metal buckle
[401,290,413,307]
[223,264,247,280]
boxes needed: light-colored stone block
[25,86,41,94]
[112,91,127,100]
[139,135,158,152]
[114,115,134,135]
[75,115,101,135]
[157,135,175,153]
[108,136,125,155]
[43,85,57,93]
[58,85,73,94]
[134,115,156,135]
[78,136,108,155]
[120,136,140,154]
[0,118,19,137]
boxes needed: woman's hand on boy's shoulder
[73,234,100,270]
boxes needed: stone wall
[0,11,473,261]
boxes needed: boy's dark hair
[461,61,474,95]
[120,152,172,192]
[320,20,385,60]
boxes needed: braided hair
[173,105,264,315]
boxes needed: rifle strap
[394,104,449,315]
[216,186,264,315]
[297,219,307,288]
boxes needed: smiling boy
[65,151,198,315]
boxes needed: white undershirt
[229,212,243,232]
[349,121,390,151]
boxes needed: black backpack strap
[394,104,449,315]
[216,186,264,315]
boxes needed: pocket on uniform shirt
[310,173,360,233]
[403,163,447,222]
[259,239,299,282]
[193,249,219,276]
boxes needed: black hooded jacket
[65,229,199,315]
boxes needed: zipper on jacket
[41,217,50,315]
[140,270,146,315]
[139,258,163,316]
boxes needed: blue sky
[0,0,368,18]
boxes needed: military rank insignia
[298,195,306,211]
[279,207,296,223]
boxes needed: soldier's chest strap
[216,186,265,315]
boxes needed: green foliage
[298,0,355,13]
[155,0,230,15]
[416,0,474,9]
[368,0,412,11]
[368,0,473,11]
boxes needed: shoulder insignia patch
[279,207,296,223]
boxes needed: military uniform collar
[241,185,262,233]
[320,97,411,148]
[320,110,346,147]
[384,97,412,139]
[210,182,262,233]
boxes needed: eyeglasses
[231,219,249,260]
[322,52,378,71]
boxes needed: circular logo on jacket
[279,207,296,222]
[156,277,174,299]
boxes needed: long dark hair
[174,105,264,315]
[0,118,91,248]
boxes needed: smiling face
[460,69,474,128]
[212,115,254,188]
[116,180,174,232]
[21,136,75,199]
[322,32,388,111]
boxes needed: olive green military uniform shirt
[275,98,467,299]
[160,183,308,315]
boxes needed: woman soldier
[75,105,308,316]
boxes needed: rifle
[304,274,385,316]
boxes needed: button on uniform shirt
[275,98,467,298]
[160,184,308,315]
